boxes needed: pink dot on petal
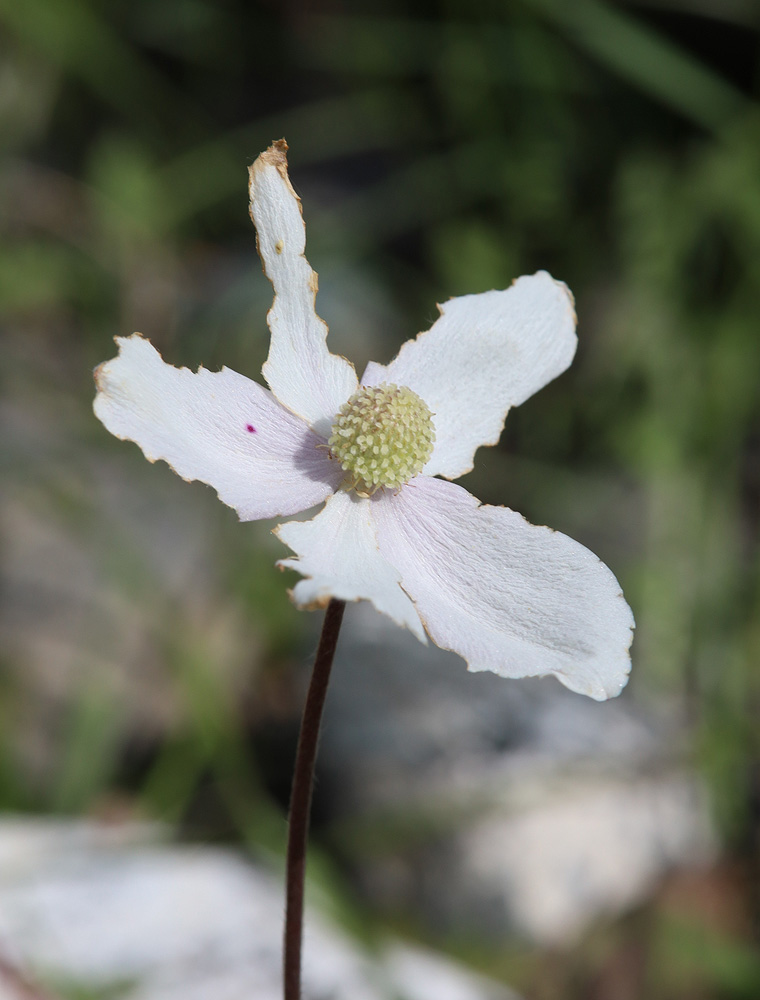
[246,424,256,433]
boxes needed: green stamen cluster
[328,383,435,496]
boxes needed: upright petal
[94,334,341,521]
[362,272,576,480]
[372,477,634,700]
[275,489,425,640]
[249,141,358,433]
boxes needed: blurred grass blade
[52,679,123,814]
[621,0,760,30]
[0,0,190,132]
[525,0,748,131]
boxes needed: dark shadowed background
[2,1,760,997]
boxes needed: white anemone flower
[94,141,634,701]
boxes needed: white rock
[461,773,715,943]
[316,603,717,945]
[0,819,516,1000]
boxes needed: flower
[94,140,634,701]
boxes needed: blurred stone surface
[0,422,266,797]
[0,818,517,1000]
[317,603,716,945]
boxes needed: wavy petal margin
[276,489,425,640]
[372,477,634,700]
[94,334,340,520]
[249,141,357,434]
[363,272,576,480]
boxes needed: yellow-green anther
[328,383,435,496]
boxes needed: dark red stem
[283,598,345,1000]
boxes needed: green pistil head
[328,383,435,496]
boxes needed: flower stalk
[284,598,346,1000]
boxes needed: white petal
[275,489,425,640]
[94,334,341,521]
[362,272,577,479]
[372,477,634,700]
[249,142,358,433]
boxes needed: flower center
[328,383,435,496]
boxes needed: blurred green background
[2,0,760,997]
